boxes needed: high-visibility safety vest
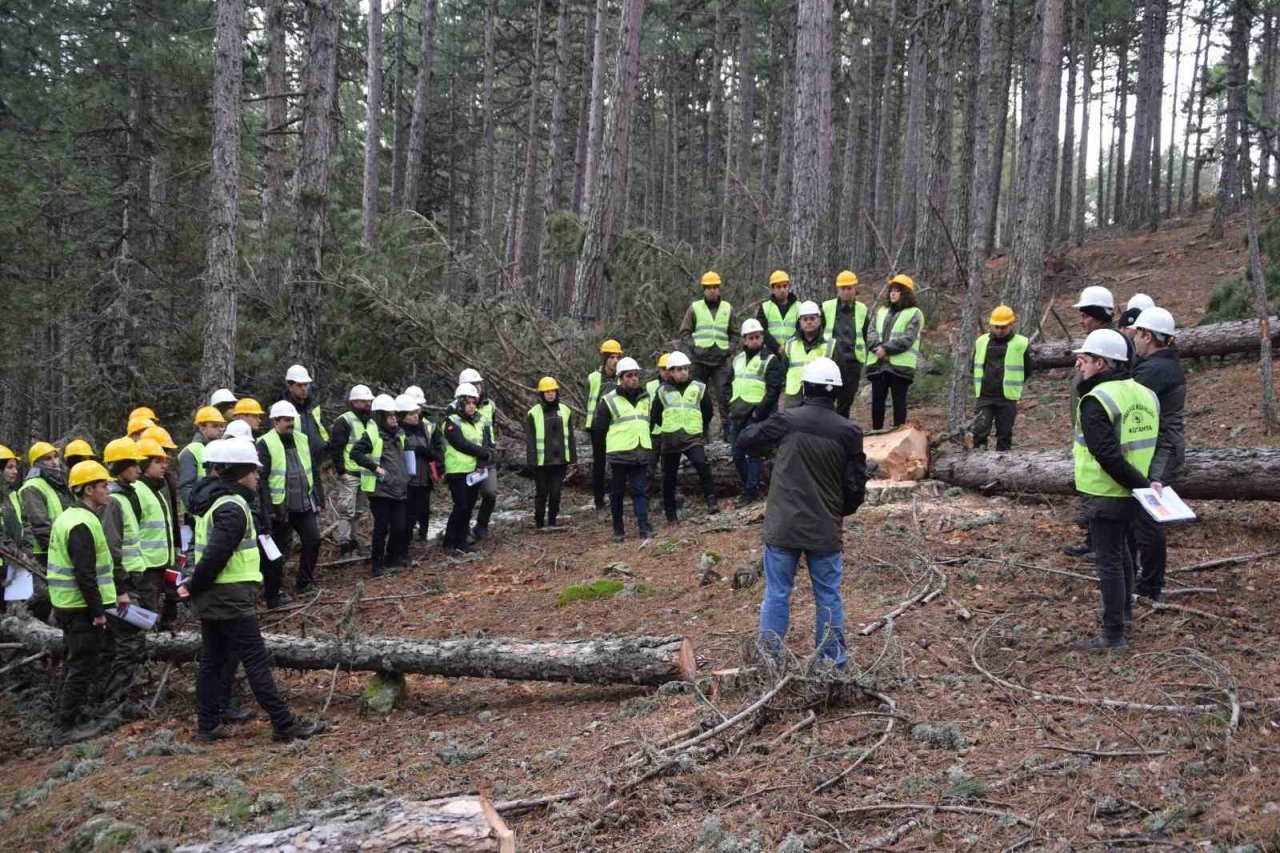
[132,481,175,568]
[657,381,706,437]
[19,476,64,555]
[731,351,774,405]
[691,300,732,351]
[783,336,837,396]
[973,333,1030,401]
[108,487,147,573]
[867,306,924,371]
[338,411,368,474]
[47,506,116,610]
[584,370,608,429]
[443,415,486,475]
[603,390,653,453]
[762,300,799,344]
[179,440,205,471]
[1073,379,1159,498]
[308,406,330,443]
[194,493,262,585]
[822,298,869,363]
[360,428,407,493]
[527,403,572,466]
[258,430,313,507]
[8,490,23,527]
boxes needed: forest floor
[2,208,1279,852]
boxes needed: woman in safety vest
[525,378,577,529]
[351,394,410,578]
[866,274,925,429]
[440,383,492,555]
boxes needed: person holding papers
[1071,329,1161,652]
[350,394,410,578]
[440,383,492,556]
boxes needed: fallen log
[175,795,513,853]
[930,446,1280,501]
[1029,316,1280,369]
[0,616,696,687]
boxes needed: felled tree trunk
[175,796,513,853]
[0,617,695,687]
[1030,317,1280,369]
[931,446,1280,501]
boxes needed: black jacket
[328,407,371,473]
[649,378,714,452]
[279,389,328,460]
[256,430,324,512]
[525,400,577,467]
[186,477,259,611]
[757,293,800,354]
[1132,345,1186,482]
[592,384,654,466]
[442,409,492,468]
[402,420,437,487]
[351,414,409,500]
[739,397,867,552]
[728,348,785,422]
[66,501,108,618]
[1077,369,1152,493]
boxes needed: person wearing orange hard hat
[585,339,623,513]
[971,305,1030,452]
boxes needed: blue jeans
[609,462,651,535]
[758,544,846,666]
[728,419,762,498]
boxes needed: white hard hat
[269,400,300,419]
[203,438,260,467]
[210,388,237,406]
[1074,328,1129,361]
[740,318,764,335]
[454,382,479,400]
[801,356,843,387]
[798,300,821,317]
[223,420,253,440]
[285,364,314,384]
[1073,285,1115,311]
[1126,293,1155,312]
[394,393,420,412]
[665,351,692,368]
[458,368,483,385]
[348,384,374,402]
[404,385,426,404]
[616,357,641,374]
[371,393,397,412]
[1133,306,1175,337]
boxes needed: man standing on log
[1130,308,1185,602]
[585,340,622,514]
[739,358,867,668]
[1071,329,1160,652]
[679,271,738,440]
[970,305,1030,451]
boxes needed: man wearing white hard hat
[650,351,718,522]
[1117,293,1155,339]
[1071,328,1161,651]
[350,394,410,577]
[591,357,654,542]
[255,399,324,607]
[1130,307,1184,602]
[780,301,835,410]
[398,391,438,544]
[280,364,329,453]
[210,388,238,420]
[327,384,375,557]
[739,357,867,668]
[727,318,783,504]
[439,382,493,554]
[458,369,500,541]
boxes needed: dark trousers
[1132,506,1167,598]
[55,610,103,728]
[270,509,321,592]
[836,362,862,419]
[407,484,432,540]
[590,432,608,509]
[261,542,285,605]
[692,360,733,438]
[1089,507,1136,640]
[101,574,147,707]
[973,397,1018,450]
[534,465,566,527]
[443,474,479,548]
[729,419,763,499]
[610,462,651,536]
[369,495,408,570]
[140,567,178,629]
[869,372,911,429]
[662,445,715,516]
[196,615,293,734]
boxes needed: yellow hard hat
[142,425,178,450]
[68,460,111,490]
[136,437,167,459]
[194,405,227,426]
[103,437,145,464]
[233,397,266,416]
[657,353,669,369]
[835,270,858,288]
[769,270,791,286]
[700,271,722,287]
[537,377,560,393]
[889,273,916,292]
[27,441,57,467]
[0,444,15,462]
[64,439,96,460]
[126,416,155,436]
[599,339,623,356]
[989,305,1016,326]
[128,406,159,423]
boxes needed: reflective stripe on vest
[1072,379,1160,498]
[108,489,147,573]
[972,333,1030,401]
[868,306,924,370]
[310,406,330,443]
[691,300,732,350]
[657,381,705,437]
[762,300,799,343]
[603,391,653,453]
[585,370,604,429]
[731,351,773,405]
[360,429,406,493]
[476,400,496,440]
[528,403,572,466]
[7,491,21,527]
[258,430,313,506]
[194,493,262,585]
[822,298,868,363]
[132,481,175,568]
[443,415,485,475]
[340,411,368,474]
[783,336,837,395]
[19,476,64,555]
[47,507,115,609]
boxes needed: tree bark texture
[789,0,834,293]
[1211,0,1251,238]
[259,0,290,297]
[389,0,406,208]
[511,0,544,291]
[1073,0,1090,244]
[1056,0,1075,243]
[401,0,439,212]
[535,0,571,312]
[1029,317,1280,368]
[361,0,384,247]
[478,0,498,245]
[580,0,610,221]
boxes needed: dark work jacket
[649,378,714,453]
[0,483,24,554]
[255,431,324,512]
[327,406,371,472]
[20,464,71,553]
[525,400,577,468]
[1132,345,1186,483]
[351,415,409,500]
[279,389,327,460]
[592,384,654,466]
[401,421,436,488]
[974,335,1030,400]
[757,293,799,354]
[66,501,108,618]
[1077,369,1152,495]
[186,477,260,620]
[827,298,870,366]
[739,397,867,552]
[728,348,786,422]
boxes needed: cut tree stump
[1029,316,1280,369]
[864,426,930,481]
[174,795,513,852]
[0,616,696,687]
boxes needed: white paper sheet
[259,534,284,561]
[3,567,34,601]
[1132,487,1196,523]
[466,468,489,487]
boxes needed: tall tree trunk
[201,0,246,394]
[1259,10,1275,196]
[401,0,439,211]
[871,0,900,243]
[390,0,406,206]
[1146,4,1167,233]
[894,0,928,262]
[1191,1,1212,213]
[1210,0,1250,238]
[478,0,498,245]
[705,3,724,250]
[1111,37,1128,226]
[950,0,979,275]
[361,0,384,247]
[917,3,954,284]
[1164,0,1185,215]
[259,0,290,298]
[1074,0,1090,244]
[734,0,758,251]
[535,0,571,313]
[1178,2,1208,213]
[1056,0,1075,243]
[512,0,545,291]
[580,0,610,220]
[789,0,834,293]
[1124,0,1167,230]
[1097,44,1108,226]
[986,1,1014,250]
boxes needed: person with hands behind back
[350,394,410,578]
[440,383,492,555]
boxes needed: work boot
[612,528,625,543]
[220,706,256,725]
[272,717,327,743]
[706,498,720,516]
[196,724,237,743]
[472,525,489,542]
[266,592,294,611]
[638,525,654,539]
[339,540,354,557]
[1074,635,1129,652]
[665,510,678,524]
[1062,543,1091,557]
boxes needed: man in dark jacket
[350,394,409,577]
[650,351,719,522]
[440,384,492,554]
[256,401,324,602]
[327,384,374,556]
[678,272,738,440]
[281,364,329,457]
[398,391,438,543]
[1130,308,1185,601]
[592,358,654,542]
[728,319,785,505]
[739,357,867,668]
[526,378,578,529]
[757,270,800,357]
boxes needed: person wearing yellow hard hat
[645,354,671,400]
[971,305,1030,452]
[178,406,228,532]
[0,445,25,602]
[126,417,155,441]
[231,397,267,434]
[99,438,149,712]
[678,271,737,441]
[586,339,623,513]
[19,441,71,573]
[822,271,870,418]
[132,436,179,627]
[757,270,800,357]
[64,439,97,469]
[129,406,160,424]
[526,377,577,530]
[866,274,925,429]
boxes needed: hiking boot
[612,530,625,543]
[639,526,654,539]
[273,717,327,743]
[472,525,489,542]
[1074,635,1129,652]
[706,498,720,516]
[449,545,477,557]
[1062,543,1091,557]
[665,511,678,524]
[219,706,256,725]
[196,724,237,743]
[266,593,294,611]
[735,494,757,508]
[339,540,355,557]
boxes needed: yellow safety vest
[691,300,732,350]
[731,350,773,405]
[783,336,837,396]
[657,381,706,437]
[1073,379,1159,498]
[762,300,799,344]
[338,411,369,474]
[132,481,175,568]
[584,370,607,429]
[443,415,486,475]
[47,506,116,610]
[108,488,147,573]
[258,430,314,507]
[194,493,263,585]
[603,390,653,453]
[822,298,868,363]
[528,403,572,466]
[973,333,1030,401]
[868,306,924,370]
[360,428,407,493]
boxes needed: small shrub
[556,578,653,607]
[912,722,969,751]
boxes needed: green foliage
[1201,219,1280,324]
[555,578,654,607]
[908,342,955,404]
